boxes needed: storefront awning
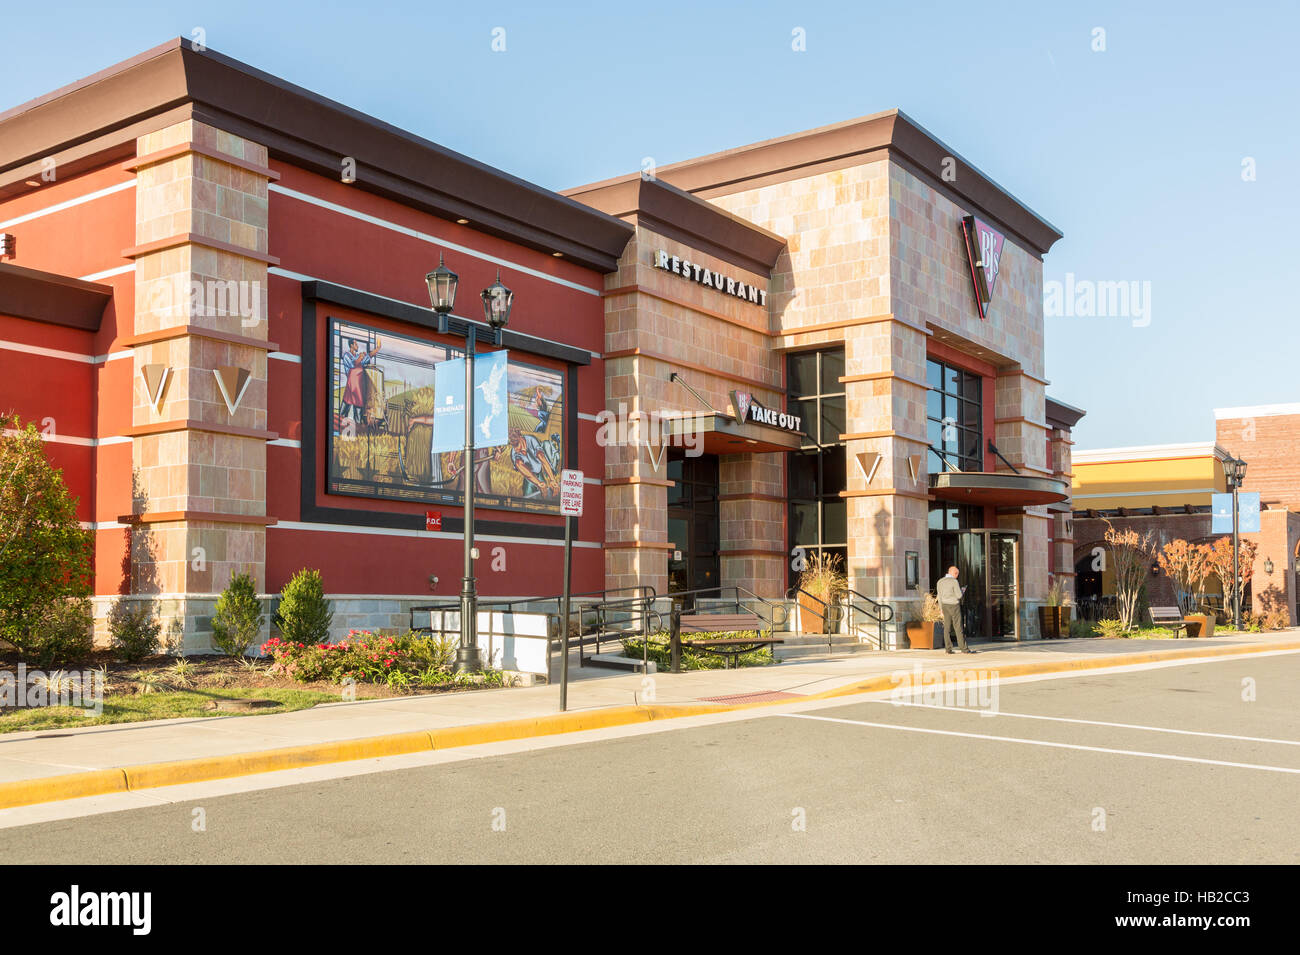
[662,412,803,454]
[930,471,1070,507]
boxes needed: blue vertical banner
[1239,492,1261,533]
[1211,494,1232,533]
[474,350,509,449]
[1211,492,1261,534]
[431,357,466,455]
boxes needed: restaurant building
[0,39,1081,649]
[1072,403,1300,626]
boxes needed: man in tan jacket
[936,566,975,654]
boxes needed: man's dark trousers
[940,602,968,651]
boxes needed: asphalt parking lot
[2,652,1296,864]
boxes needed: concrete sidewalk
[1,632,1297,808]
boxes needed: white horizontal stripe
[1072,488,1218,500]
[269,267,601,360]
[577,412,601,422]
[0,180,135,230]
[82,521,129,531]
[870,697,1300,746]
[271,518,601,548]
[1073,442,1227,463]
[268,351,301,363]
[1214,403,1300,420]
[0,339,134,366]
[3,431,128,448]
[79,263,135,282]
[269,184,602,297]
[267,438,301,448]
[583,477,601,485]
[0,338,96,364]
[781,714,1300,776]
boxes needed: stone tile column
[719,452,785,598]
[122,119,278,651]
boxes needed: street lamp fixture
[1222,454,1249,630]
[1265,557,1274,575]
[426,257,516,674]
[481,269,513,343]
[426,254,458,334]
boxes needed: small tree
[1103,520,1155,631]
[211,572,264,657]
[0,415,93,661]
[1201,536,1258,624]
[1157,539,1211,614]
[273,568,334,645]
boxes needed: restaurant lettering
[653,249,767,307]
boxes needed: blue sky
[4,1,1296,449]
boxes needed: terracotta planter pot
[906,621,941,650]
[798,592,826,635]
[1185,613,1214,638]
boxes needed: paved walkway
[1,632,1297,791]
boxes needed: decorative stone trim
[119,325,278,351]
[122,233,280,266]
[123,142,281,181]
[125,419,278,441]
[117,511,276,525]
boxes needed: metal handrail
[667,585,787,627]
[844,587,894,650]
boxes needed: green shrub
[211,572,264,657]
[1096,618,1127,639]
[273,569,334,645]
[108,598,161,662]
[623,630,774,670]
[1068,618,1098,639]
[25,598,95,668]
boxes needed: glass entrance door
[987,532,1019,639]
[666,454,720,608]
[927,528,1020,641]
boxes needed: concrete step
[774,636,875,660]
[586,653,657,673]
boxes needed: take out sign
[731,390,803,433]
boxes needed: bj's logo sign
[731,391,803,433]
[960,215,1005,320]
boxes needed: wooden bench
[1149,605,1190,638]
[670,612,783,672]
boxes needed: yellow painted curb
[1,638,1297,810]
[0,768,128,809]
[123,730,436,791]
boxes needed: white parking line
[868,699,1300,747]
[780,713,1300,775]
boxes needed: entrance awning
[662,412,802,454]
[930,471,1069,507]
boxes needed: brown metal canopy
[930,471,1069,507]
[661,412,803,455]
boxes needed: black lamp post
[1223,454,1248,630]
[426,256,513,674]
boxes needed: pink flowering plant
[261,629,473,688]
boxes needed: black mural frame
[298,281,588,540]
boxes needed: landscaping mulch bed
[0,651,504,701]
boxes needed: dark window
[786,348,848,584]
[926,357,984,473]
